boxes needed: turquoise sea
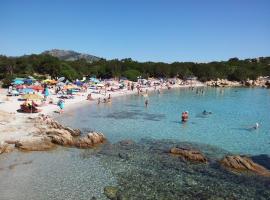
[60,87,270,155]
[0,87,270,200]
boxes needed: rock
[0,142,14,154]
[88,132,106,144]
[64,127,81,137]
[170,147,207,163]
[75,132,106,148]
[15,138,55,151]
[118,152,129,160]
[119,140,134,146]
[220,155,270,177]
[104,186,119,200]
[46,129,74,146]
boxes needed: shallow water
[1,87,270,200]
[58,87,270,156]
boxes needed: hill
[42,49,100,62]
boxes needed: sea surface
[0,87,270,200]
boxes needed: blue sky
[0,0,269,62]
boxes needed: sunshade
[28,85,44,91]
[12,80,24,85]
[20,88,35,94]
[22,93,43,100]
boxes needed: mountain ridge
[42,49,101,62]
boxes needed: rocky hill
[42,49,101,62]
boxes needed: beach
[0,81,204,150]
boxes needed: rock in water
[220,155,270,177]
[104,186,119,200]
[15,138,55,151]
[75,132,106,148]
[170,147,207,163]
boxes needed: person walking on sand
[58,99,65,114]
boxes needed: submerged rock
[104,186,119,200]
[170,147,207,163]
[220,155,270,177]
[119,140,134,146]
[15,137,56,151]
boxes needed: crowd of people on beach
[2,76,260,130]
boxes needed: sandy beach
[0,82,204,153]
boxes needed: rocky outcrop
[46,128,74,146]
[2,115,106,153]
[220,155,270,177]
[15,137,56,151]
[205,79,242,87]
[170,147,207,163]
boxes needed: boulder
[75,132,106,148]
[220,155,270,177]
[15,138,55,151]
[46,129,74,146]
[170,147,207,163]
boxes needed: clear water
[58,87,270,156]
[1,87,270,200]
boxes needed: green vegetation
[0,54,270,86]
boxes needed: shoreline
[0,82,204,152]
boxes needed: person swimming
[181,111,189,122]
[253,122,259,129]
[202,110,212,115]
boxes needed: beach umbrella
[28,85,44,91]
[56,82,65,87]
[16,85,26,89]
[97,83,105,87]
[90,77,100,83]
[20,88,35,94]
[58,77,65,82]
[12,80,24,85]
[22,93,43,100]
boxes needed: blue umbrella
[12,80,24,85]
[89,77,100,83]
[20,88,35,94]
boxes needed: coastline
[0,82,204,153]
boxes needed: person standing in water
[145,99,149,107]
